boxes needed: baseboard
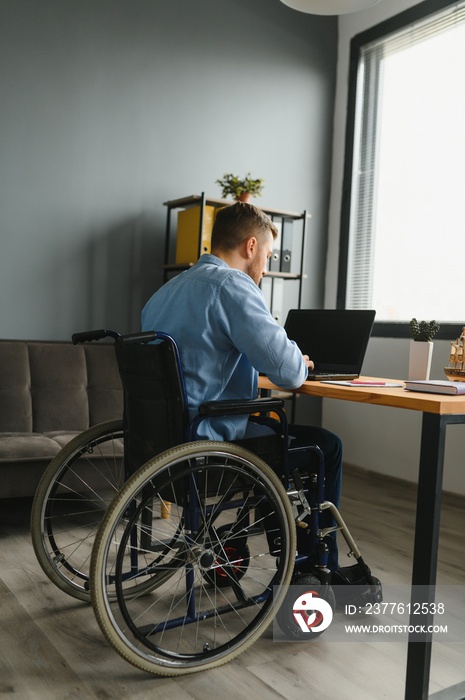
[429,680,465,700]
[343,461,465,509]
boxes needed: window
[338,0,465,337]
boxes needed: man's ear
[244,236,257,259]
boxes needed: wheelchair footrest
[331,562,383,610]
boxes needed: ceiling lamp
[280,0,381,15]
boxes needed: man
[142,202,343,571]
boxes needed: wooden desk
[259,375,465,700]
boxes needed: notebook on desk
[284,309,376,381]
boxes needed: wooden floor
[1,466,464,700]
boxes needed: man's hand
[303,355,314,370]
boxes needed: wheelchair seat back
[115,338,188,476]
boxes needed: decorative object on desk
[215,173,264,202]
[405,379,465,395]
[410,318,440,342]
[408,318,440,381]
[444,326,465,382]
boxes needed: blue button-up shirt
[141,254,308,440]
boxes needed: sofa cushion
[0,342,33,432]
[43,430,84,449]
[0,433,75,462]
[29,343,89,432]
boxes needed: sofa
[0,339,123,498]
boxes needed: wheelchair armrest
[198,397,284,417]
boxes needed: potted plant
[408,318,440,380]
[216,173,264,202]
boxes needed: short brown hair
[211,202,277,253]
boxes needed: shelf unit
[163,193,310,320]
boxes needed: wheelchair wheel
[31,420,125,601]
[31,420,177,602]
[90,440,296,676]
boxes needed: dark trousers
[287,424,343,570]
[244,419,343,570]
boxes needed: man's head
[210,202,278,285]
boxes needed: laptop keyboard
[307,372,358,381]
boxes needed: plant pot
[408,340,434,380]
[236,193,252,203]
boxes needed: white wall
[325,0,465,496]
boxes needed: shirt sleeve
[217,270,308,389]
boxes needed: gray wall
[0,0,337,341]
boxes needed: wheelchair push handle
[72,329,120,344]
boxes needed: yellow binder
[175,205,216,264]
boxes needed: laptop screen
[284,309,376,374]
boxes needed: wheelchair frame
[31,329,382,676]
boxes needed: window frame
[337,0,463,340]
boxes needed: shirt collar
[197,253,229,269]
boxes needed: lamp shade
[280,0,381,14]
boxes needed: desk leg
[405,413,446,700]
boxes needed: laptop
[284,309,376,381]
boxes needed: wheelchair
[32,329,382,676]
